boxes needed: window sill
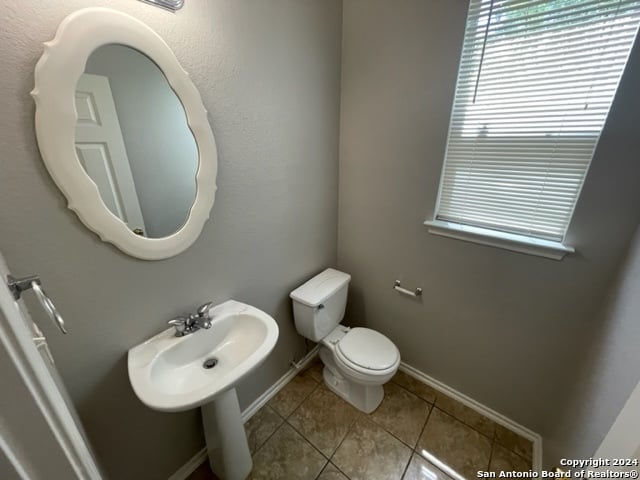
[424,220,574,260]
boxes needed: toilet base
[319,348,384,413]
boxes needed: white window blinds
[435,0,640,242]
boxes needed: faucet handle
[168,316,187,326]
[168,316,188,337]
[196,301,214,318]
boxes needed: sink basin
[128,300,279,412]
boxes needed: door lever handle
[7,275,68,334]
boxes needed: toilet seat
[335,328,399,376]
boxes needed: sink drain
[203,357,218,369]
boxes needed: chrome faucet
[168,301,215,337]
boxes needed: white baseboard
[168,347,320,480]
[399,362,544,471]
[241,346,319,423]
[167,448,209,480]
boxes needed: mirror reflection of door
[75,73,147,236]
[74,44,199,239]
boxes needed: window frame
[427,0,640,260]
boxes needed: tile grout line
[432,401,496,442]
[249,412,287,458]
[325,410,363,476]
[254,417,329,480]
[493,435,534,464]
[284,416,332,462]
[251,372,321,458]
[277,382,327,459]
[330,462,351,480]
[412,402,434,454]
[278,380,347,476]
[392,377,505,445]
[313,459,352,480]
[487,421,497,473]
[401,403,436,480]
[274,376,320,421]
[400,404,436,480]
[366,380,435,451]
[399,461,412,480]
[487,441,495,473]
[312,464,329,480]
[431,404,496,441]
[254,403,331,479]
[410,405,471,480]
[390,378,438,405]
[368,404,430,453]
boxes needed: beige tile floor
[188,360,533,480]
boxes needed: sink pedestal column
[201,388,252,480]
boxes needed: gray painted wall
[0,1,342,478]
[547,226,640,462]
[86,44,199,238]
[338,0,640,467]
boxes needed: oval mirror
[33,8,217,260]
[76,45,198,239]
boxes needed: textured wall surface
[0,1,342,478]
[338,0,640,466]
[547,226,640,462]
[86,44,199,238]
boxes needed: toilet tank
[290,268,351,342]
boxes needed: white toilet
[290,268,400,413]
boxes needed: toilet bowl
[319,324,400,412]
[290,268,400,413]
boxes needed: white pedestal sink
[202,389,252,479]
[127,300,279,480]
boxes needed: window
[428,0,640,259]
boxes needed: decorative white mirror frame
[32,7,217,260]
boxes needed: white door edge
[0,434,31,479]
[593,378,640,468]
[0,255,102,479]
[75,73,147,234]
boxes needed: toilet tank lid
[290,268,351,307]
